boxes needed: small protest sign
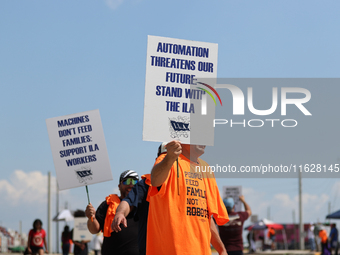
[223,186,243,212]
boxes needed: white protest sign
[223,186,243,212]
[143,35,218,145]
[73,217,93,241]
[46,109,112,190]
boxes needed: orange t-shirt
[267,228,275,237]
[146,154,229,255]
[319,229,328,244]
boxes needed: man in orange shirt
[148,140,229,255]
[319,228,331,255]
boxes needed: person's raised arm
[151,141,182,187]
[239,195,251,217]
[85,203,101,234]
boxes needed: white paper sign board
[46,109,112,190]
[223,186,243,212]
[143,35,218,145]
[73,217,93,241]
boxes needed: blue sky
[1,0,340,251]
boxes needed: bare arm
[85,203,101,234]
[210,218,228,255]
[239,195,251,217]
[43,236,48,253]
[151,141,182,187]
[112,201,134,232]
[27,233,32,253]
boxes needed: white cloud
[105,0,125,10]
[113,187,119,194]
[0,170,68,206]
[240,187,330,223]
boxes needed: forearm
[210,218,227,254]
[243,200,252,216]
[116,201,131,217]
[87,217,101,234]
[151,155,176,187]
[44,238,48,251]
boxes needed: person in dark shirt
[61,225,71,255]
[219,196,252,255]
[330,223,339,255]
[85,170,140,255]
[71,210,90,255]
[111,144,167,255]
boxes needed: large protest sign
[46,109,112,190]
[143,35,218,145]
[223,186,243,212]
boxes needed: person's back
[219,211,248,252]
[219,196,251,255]
[62,226,71,255]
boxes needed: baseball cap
[157,142,167,157]
[119,170,139,183]
[223,197,235,209]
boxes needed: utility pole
[299,168,304,250]
[48,172,52,253]
[56,180,59,254]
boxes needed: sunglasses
[122,178,138,185]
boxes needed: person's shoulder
[155,153,167,164]
[99,200,108,207]
[237,211,249,219]
[96,200,109,214]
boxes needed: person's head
[331,223,336,228]
[33,219,42,231]
[118,170,139,199]
[73,209,86,218]
[181,144,206,162]
[223,197,235,213]
[63,225,69,232]
[157,142,167,158]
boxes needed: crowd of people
[25,141,339,255]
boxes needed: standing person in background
[307,223,316,251]
[267,227,276,250]
[27,219,48,255]
[92,232,103,255]
[71,210,90,255]
[219,196,251,255]
[61,225,71,255]
[319,228,331,255]
[330,223,339,255]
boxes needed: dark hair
[73,209,86,218]
[33,219,42,231]
[63,225,70,232]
